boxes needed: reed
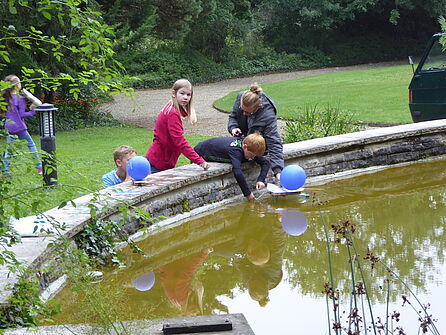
[321,215,440,334]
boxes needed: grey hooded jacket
[227,91,284,175]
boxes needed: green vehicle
[409,33,446,122]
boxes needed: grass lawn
[3,126,210,212]
[214,64,414,124]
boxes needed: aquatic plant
[321,214,440,334]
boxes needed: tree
[153,0,203,41]
[186,0,253,61]
[0,0,133,100]
[256,0,443,56]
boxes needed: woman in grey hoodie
[227,83,284,183]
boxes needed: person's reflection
[158,249,211,316]
[214,202,287,307]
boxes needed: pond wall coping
[2,119,446,308]
[4,313,254,335]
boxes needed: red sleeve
[167,111,205,165]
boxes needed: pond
[51,158,446,334]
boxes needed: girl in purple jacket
[1,75,42,177]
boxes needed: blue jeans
[2,131,42,174]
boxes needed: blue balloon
[132,271,155,292]
[281,211,308,236]
[127,156,151,181]
[280,165,306,190]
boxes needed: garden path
[104,60,406,137]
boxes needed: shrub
[117,41,328,89]
[283,104,362,143]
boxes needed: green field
[214,65,414,124]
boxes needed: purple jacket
[4,94,35,135]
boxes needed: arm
[229,150,252,198]
[168,112,205,165]
[228,92,247,136]
[16,97,36,118]
[263,120,284,176]
[254,156,271,183]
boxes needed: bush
[117,41,327,89]
[27,94,122,134]
[283,104,362,143]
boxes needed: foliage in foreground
[0,0,134,108]
[0,161,153,330]
[283,105,362,143]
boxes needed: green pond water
[52,159,446,334]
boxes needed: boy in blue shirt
[194,132,270,201]
[102,145,137,187]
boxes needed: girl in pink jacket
[146,79,209,172]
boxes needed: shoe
[0,173,11,178]
[37,168,43,175]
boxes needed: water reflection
[132,271,155,292]
[279,211,308,236]
[51,159,446,333]
[158,251,210,315]
[213,203,287,307]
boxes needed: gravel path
[103,61,406,137]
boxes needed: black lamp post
[35,103,58,186]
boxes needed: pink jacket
[146,103,205,171]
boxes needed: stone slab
[4,313,254,335]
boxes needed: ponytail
[242,82,263,109]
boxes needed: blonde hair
[164,79,197,125]
[246,238,270,266]
[241,83,263,110]
[243,132,266,156]
[113,145,136,165]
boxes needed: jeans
[149,161,161,174]
[2,131,42,174]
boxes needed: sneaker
[37,168,43,175]
[0,173,11,178]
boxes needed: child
[194,132,270,201]
[145,79,209,173]
[1,75,42,177]
[102,145,137,187]
[227,83,283,184]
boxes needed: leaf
[1,52,11,63]
[42,11,51,20]
[58,201,67,209]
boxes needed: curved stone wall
[2,119,446,307]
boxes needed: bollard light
[35,103,58,186]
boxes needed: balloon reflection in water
[280,211,308,236]
[132,271,156,292]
